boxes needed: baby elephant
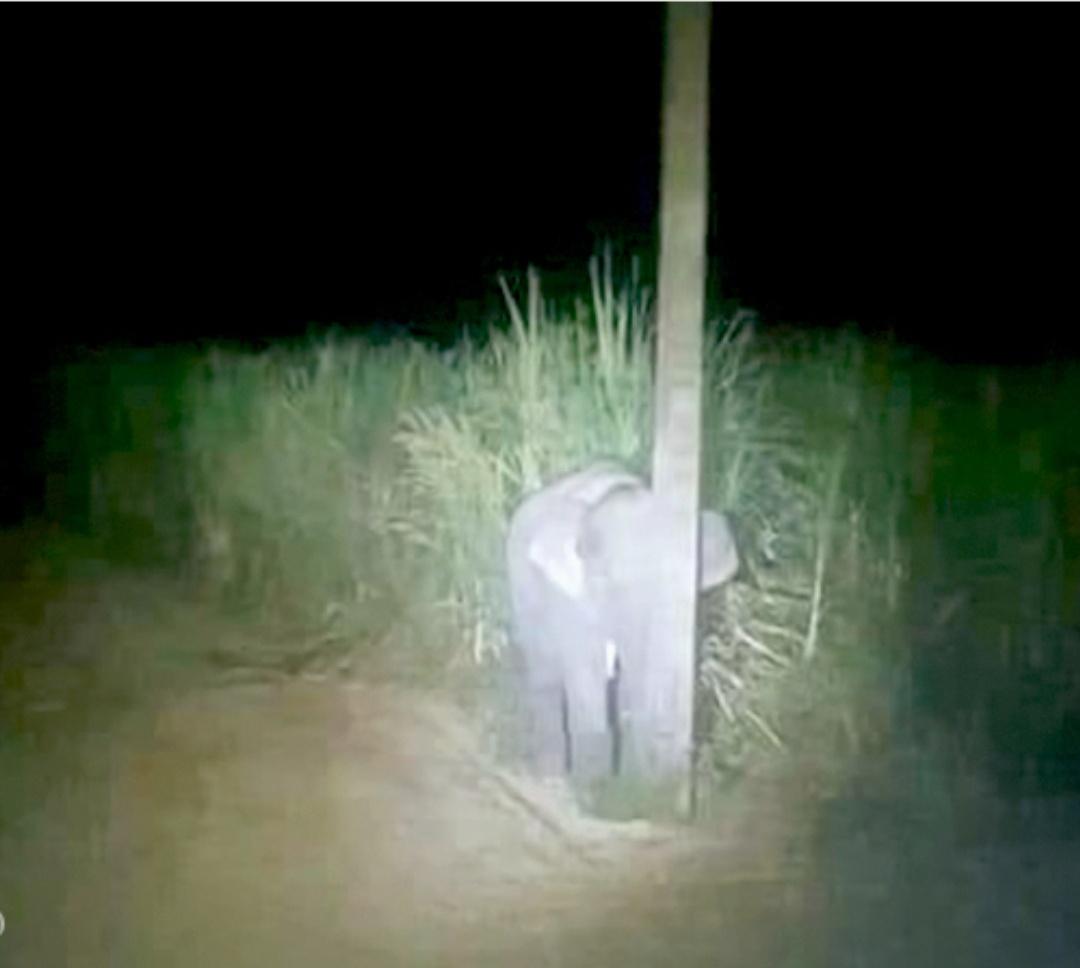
[506,462,739,782]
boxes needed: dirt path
[1,575,817,968]
[5,572,1080,966]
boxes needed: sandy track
[1,580,810,968]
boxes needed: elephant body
[506,462,739,783]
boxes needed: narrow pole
[651,1,711,814]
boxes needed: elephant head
[523,467,739,607]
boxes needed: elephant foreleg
[615,651,673,778]
[526,675,569,776]
[563,645,613,779]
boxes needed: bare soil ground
[1,572,821,968]
[6,567,1078,967]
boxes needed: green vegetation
[35,251,911,801]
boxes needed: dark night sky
[3,7,1075,360]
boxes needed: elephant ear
[527,515,587,600]
[523,466,643,601]
[576,484,648,590]
[700,510,739,590]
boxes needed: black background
[5,7,1071,354]
[1,6,1075,520]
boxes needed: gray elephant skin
[506,462,739,783]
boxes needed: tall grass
[40,253,908,792]
[40,348,192,569]
[690,327,913,804]
[392,252,656,667]
[181,337,458,667]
